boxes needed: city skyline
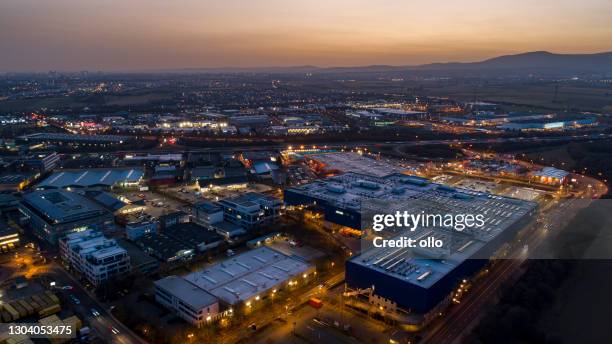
[2,0,612,72]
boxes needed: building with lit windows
[154,275,219,327]
[59,230,131,287]
[0,220,20,249]
[216,192,282,229]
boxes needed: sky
[1,0,611,72]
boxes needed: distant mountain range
[176,51,612,75]
[413,51,612,72]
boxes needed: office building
[217,192,282,229]
[59,230,131,287]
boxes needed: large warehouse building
[285,172,537,315]
[154,246,315,324]
[184,246,314,306]
[37,168,143,190]
[19,190,114,243]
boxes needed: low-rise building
[125,219,158,240]
[0,220,19,249]
[159,211,189,230]
[154,276,219,327]
[115,238,160,276]
[531,167,570,185]
[211,221,246,240]
[59,230,131,287]
[183,246,315,306]
[134,233,195,263]
[165,222,223,253]
[193,201,224,228]
[217,192,282,229]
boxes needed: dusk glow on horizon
[1,0,611,72]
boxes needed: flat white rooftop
[184,246,312,305]
[155,276,218,310]
[305,152,406,177]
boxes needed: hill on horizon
[172,51,612,75]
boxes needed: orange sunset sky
[1,0,611,71]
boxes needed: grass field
[422,82,612,114]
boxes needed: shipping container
[45,291,60,304]
[17,300,34,315]
[38,304,61,317]
[2,304,20,321]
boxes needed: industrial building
[134,232,195,263]
[133,222,222,263]
[346,195,535,314]
[17,133,129,146]
[19,190,114,243]
[228,114,270,127]
[211,220,246,239]
[194,165,249,189]
[286,172,537,315]
[116,238,160,275]
[125,219,158,240]
[0,172,39,192]
[0,222,19,249]
[531,167,570,185]
[497,118,596,131]
[59,230,131,287]
[13,152,60,172]
[183,246,315,306]
[154,276,219,327]
[194,201,224,227]
[165,222,224,253]
[37,168,143,190]
[153,247,314,325]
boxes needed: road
[218,272,345,344]
[60,132,612,157]
[249,275,388,344]
[3,248,146,344]
[36,261,146,344]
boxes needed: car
[62,285,74,290]
[91,308,100,317]
[110,326,120,335]
[70,295,80,305]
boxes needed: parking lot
[115,189,189,218]
[161,183,275,204]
